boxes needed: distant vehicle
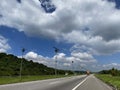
[86,70,90,75]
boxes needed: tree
[110,67,119,76]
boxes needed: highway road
[0,75,113,90]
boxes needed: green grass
[0,75,71,85]
[96,74,120,90]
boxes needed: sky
[0,0,120,72]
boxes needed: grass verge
[95,74,120,90]
[0,75,71,85]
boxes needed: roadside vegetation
[0,53,85,85]
[0,53,73,76]
[0,75,73,85]
[96,68,120,90]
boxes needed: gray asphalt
[0,75,86,90]
[76,75,113,90]
[0,75,113,90]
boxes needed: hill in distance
[0,53,73,76]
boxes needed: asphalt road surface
[0,75,113,90]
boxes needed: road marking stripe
[72,76,89,90]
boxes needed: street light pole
[20,48,25,81]
[55,56,57,76]
[72,61,74,75]
[53,47,59,76]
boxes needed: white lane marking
[72,76,89,90]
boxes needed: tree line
[99,67,120,76]
[0,53,73,76]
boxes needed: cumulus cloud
[1,0,120,55]
[70,39,120,55]
[63,63,71,67]
[0,35,11,52]
[2,0,120,71]
[25,51,51,65]
[102,63,120,68]
[90,63,120,71]
[24,51,96,70]
[25,51,38,60]
[71,52,96,62]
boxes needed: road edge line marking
[72,76,89,90]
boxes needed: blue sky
[0,0,120,71]
[0,26,72,57]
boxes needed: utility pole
[20,48,25,81]
[53,47,59,76]
[72,61,74,75]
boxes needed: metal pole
[20,48,25,81]
[53,47,59,76]
[72,61,74,75]
[55,56,57,76]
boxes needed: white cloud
[53,53,66,60]
[70,38,120,55]
[71,52,96,63]
[83,62,120,71]
[1,0,120,71]
[25,51,38,60]
[24,51,96,70]
[89,63,120,71]
[63,63,71,67]
[0,35,11,52]
[25,51,50,65]
[0,0,120,55]
[20,51,120,71]
[102,63,120,68]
